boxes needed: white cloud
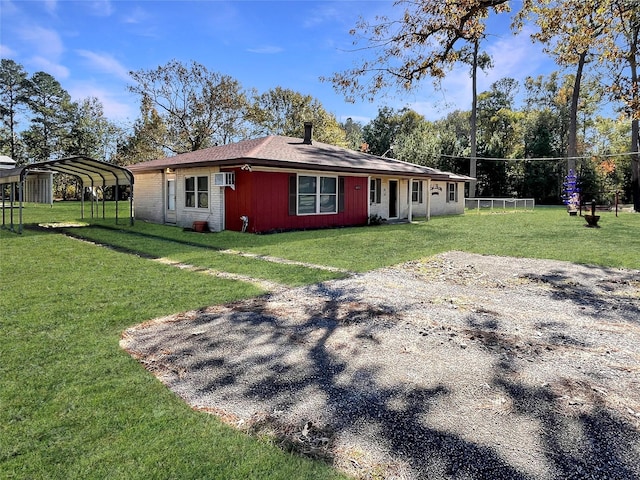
[43,0,57,15]
[29,55,69,78]
[76,50,130,81]
[403,26,550,118]
[247,45,284,54]
[0,44,16,57]
[18,25,64,58]
[68,82,136,122]
[303,5,342,29]
[121,6,148,24]
[83,0,113,17]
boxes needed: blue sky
[1,0,555,128]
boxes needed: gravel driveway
[121,251,640,479]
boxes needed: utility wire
[439,151,640,162]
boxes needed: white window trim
[185,175,209,210]
[447,182,458,203]
[412,180,424,204]
[297,174,338,216]
[370,177,382,204]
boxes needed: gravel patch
[121,251,640,479]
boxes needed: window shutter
[338,177,345,212]
[376,178,382,204]
[288,175,297,215]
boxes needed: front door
[165,175,176,224]
[389,180,398,218]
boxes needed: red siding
[225,170,368,233]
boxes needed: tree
[604,0,639,210]
[246,87,347,146]
[0,59,28,161]
[517,0,606,173]
[433,110,472,174]
[66,96,120,160]
[361,106,402,156]
[475,78,525,196]
[458,40,494,196]
[112,96,167,166]
[21,71,75,162]
[341,117,365,151]
[522,109,564,202]
[129,60,248,154]
[325,0,510,102]
[393,116,441,167]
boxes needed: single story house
[128,124,473,233]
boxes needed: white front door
[165,175,176,224]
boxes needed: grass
[1,201,638,479]
[0,229,347,479]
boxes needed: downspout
[367,176,371,224]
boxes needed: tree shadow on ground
[520,264,640,326]
[123,275,639,479]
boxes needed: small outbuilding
[129,124,472,233]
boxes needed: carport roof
[0,156,134,187]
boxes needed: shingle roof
[127,135,472,181]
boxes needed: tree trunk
[630,15,640,212]
[469,39,478,198]
[568,50,587,175]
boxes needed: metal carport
[0,156,134,233]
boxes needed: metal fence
[465,197,536,212]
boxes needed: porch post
[408,178,413,222]
[426,178,431,221]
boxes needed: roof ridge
[245,135,275,158]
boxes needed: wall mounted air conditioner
[213,172,235,190]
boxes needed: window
[447,183,458,203]
[412,180,423,203]
[185,176,208,209]
[370,178,382,204]
[293,175,338,215]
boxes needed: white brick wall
[134,172,164,223]
[429,181,465,216]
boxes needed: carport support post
[80,181,85,220]
[115,178,119,225]
[90,179,94,219]
[9,181,15,232]
[18,180,23,234]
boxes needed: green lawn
[1,202,638,479]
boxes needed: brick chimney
[303,122,313,145]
